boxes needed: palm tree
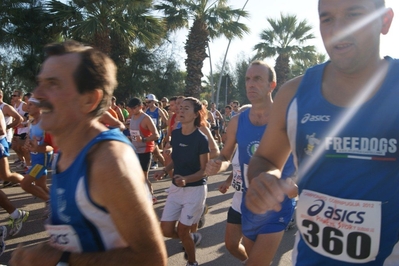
[253,13,316,95]
[290,52,327,79]
[47,0,166,56]
[156,0,249,98]
[0,0,60,85]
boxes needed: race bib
[297,190,381,263]
[231,167,243,192]
[45,224,82,253]
[129,130,140,141]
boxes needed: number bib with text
[129,130,140,141]
[45,224,82,253]
[297,190,381,263]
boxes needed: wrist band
[59,251,71,263]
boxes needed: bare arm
[87,141,167,265]
[199,125,219,159]
[208,110,216,127]
[0,111,5,136]
[245,77,302,214]
[135,116,159,143]
[99,111,126,131]
[218,172,233,194]
[115,107,125,123]
[205,115,239,175]
[10,141,167,266]
[158,108,168,125]
[4,105,23,129]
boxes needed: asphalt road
[0,156,296,266]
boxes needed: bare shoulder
[274,75,303,103]
[87,140,143,204]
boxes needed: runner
[245,1,399,264]
[10,40,167,265]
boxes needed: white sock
[241,259,248,264]
[10,209,20,219]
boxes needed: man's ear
[270,81,277,90]
[80,89,104,114]
[381,8,394,35]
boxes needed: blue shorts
[241,194,295,241]
[29,152,52,179]
[0,138,10,159]
[28,164,48,179]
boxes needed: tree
[289,52,327,79]
[156,0,249,98]
[1,0,60,86]
[253,13,316,95]
[0,56,31,101]
[48,0,165,56]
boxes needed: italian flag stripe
[326,154,396,161]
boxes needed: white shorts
[161,184,207,226]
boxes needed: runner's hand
[153,170,165,181]
[173,175,186,187]
[246,174,298,214]
[218,181,230,194]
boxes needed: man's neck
[323,58,389,107]
[31,114,40,124]
[133,110,144,119]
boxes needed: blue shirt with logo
[288,58,399,265]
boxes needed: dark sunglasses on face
[11,95,18,97]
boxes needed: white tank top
[14,102,29,135]
[0,103,14,142]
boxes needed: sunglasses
[11,95,18,97]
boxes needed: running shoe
[285,218,296,231]
[0,225,7,257]
[150,162,158,169]
[8,210,29,236]
[186,261,199,266]
[2,181,12,188]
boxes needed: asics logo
[301,113,330,124]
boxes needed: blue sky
[169,0,399,76]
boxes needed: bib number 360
[297,190,381,263]
[302,220,372,259]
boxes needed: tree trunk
[273,53,290,98]
[184,18,209,98]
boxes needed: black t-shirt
[171,128,209,187]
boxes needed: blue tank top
[46,129,134,253]
[287,58,399,265]
[29,120,52,165]
[237,109,295,218]
[146,107,160,129]
[236,109,295,191]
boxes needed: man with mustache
[10,40,167,266]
